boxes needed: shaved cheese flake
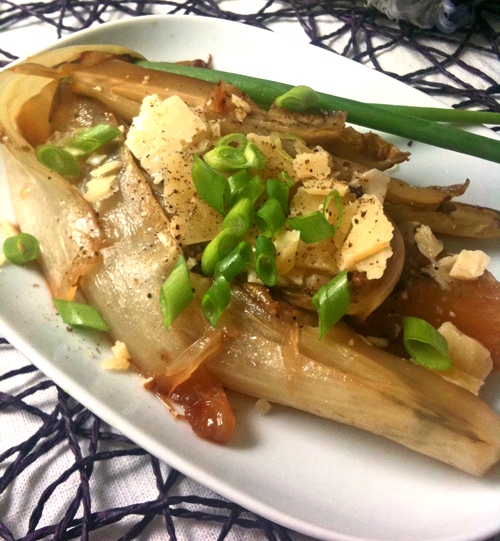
[83,175,119,203]
[301,178,349,197]
[293,147,331,180]
[102,340,131,370]
[274,229,300,275]
[90,159,123,178]
[415,224,443,261]
[337,195,393,277]
[449,249,490,280]
[125,94,213,183]
[358,168,391,204]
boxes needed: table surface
[0,2,499,540]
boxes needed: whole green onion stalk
[137,61,500,164]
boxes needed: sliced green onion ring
[312,270,350,339]
[255,198,286,237]
[267,179,290,214]
[202,275,232,327]
[323,189,343,233]
[287,211,336,243]
[201,228,241,276]
[192,155,228,215]
[226,171,264,207]
[3,232,40,265]
[215,133,248,149]
[274,85,320,112]
[53,298,110,332]
[243,142,266,170]
[255,235,278,287]
[204,145,249,172]
[214,241,254,281]
[35,145,80,177]
[403,316,453,371]
[221,197,255,237]
[159,255,194,329]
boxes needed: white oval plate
[0,15,499,541]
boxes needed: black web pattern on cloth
[0,338,297,541]
[0,0,499,119]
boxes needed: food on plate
[0,45,499,476]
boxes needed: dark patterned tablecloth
[0,2,499,541]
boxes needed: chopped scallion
[159,255,194,329]
[36,123,121,177]
[214,241,254,281]
[267,179,290,214]
[3,232,40,264]
[255,235,278,287]
[226,170,264,207]
[201,228,241,276]
[53,298,110,332]
[202,275,232,327]
[274,85,320,112]
[35,145,80,177]
[322,189,343,234]
[255,197,286,237]
[204,144,249,172]
[403,316,453,371]
[221,197,255,237]
[287,211,336,243]
[192,155,228,215]
[312,270,350,339]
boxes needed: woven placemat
[0,2,499,540]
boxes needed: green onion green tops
[159,255,194,329]
[53,298,110,332]
[192,155,228,215]
[2,232,40,264]
[312,270,350,339]
[36,124,121,177]
[255,235,278,287]
[287,211,336,243]
[255,198,286,238]
[274,85,321,112]
[214,241,254,281]
[403,316,452,370]
[137,60,500,164]
[201,275,232,327]
[203,133,266,172]
[35,146,80,177]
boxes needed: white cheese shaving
[358,168,391,204]
[101,340,131,370]
[448,249,490,280]
[125,94,213,184]
[415,224,443,261]
[274,229,301,275]
[337,194,394,279]
[83,175,119,203]
[293,147,331,180]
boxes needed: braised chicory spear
[0,45,499,475]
